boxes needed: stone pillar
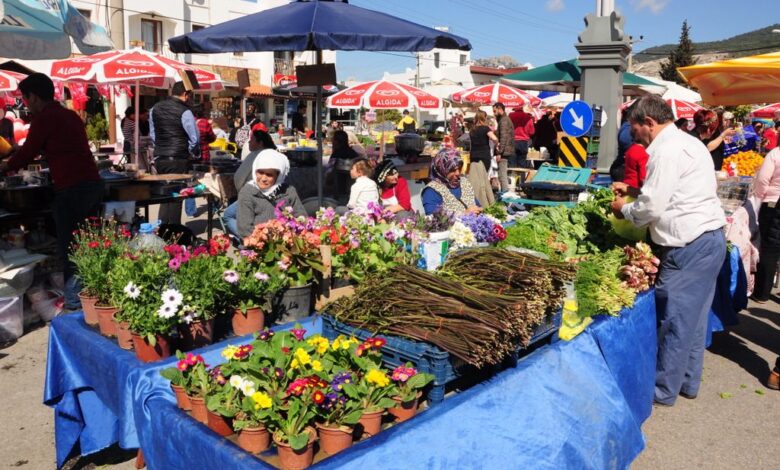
[575,11,631,173]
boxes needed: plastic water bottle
[128,222,166,253]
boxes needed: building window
[234,51,244,57]
[434,53,440,68]
[191,24,205,33]
[141,19,163,53]
[460,54,467,66]
[77,9,91,20]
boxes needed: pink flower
[177,360,188,371]
[291,328,306,341]
[223,270,240,284]
[277,260,290,271]
[254,272,270,282]
[168,257,181,271]
[392,364,417,383]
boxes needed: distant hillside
[634,23,780,64]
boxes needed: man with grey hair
[611,94,726,407]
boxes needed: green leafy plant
[70,218,130,303]
[107,252,176,343]
[224,252,285,314]
[85,113,108,147]
[160,351,209,396]
[390,363,434,402]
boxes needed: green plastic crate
[531,163,593,185]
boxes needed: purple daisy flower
[222,270,240,284]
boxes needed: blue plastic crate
[321,309,561,405]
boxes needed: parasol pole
[316,50,324,207]
[134,79,140,167]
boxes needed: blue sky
[336,0,780,80]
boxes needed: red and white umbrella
[0,70,26,96]
[50,48,222,90]
[50,48,223,161]
[451,83,542,108]
[326,80,441,110]
[751,103,780,119]
[622,98,703,120]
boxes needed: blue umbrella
[0,0,113,59]
[167,0,470,53]
[168,0,471,204]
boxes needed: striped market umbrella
[326,80,441,110]
[621,98,704,120]
[678,51,780,106]
[751,102,780,119]
[451,82,541,108]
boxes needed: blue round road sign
[561,100,594,138]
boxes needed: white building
[382,28,527,122]
[68,0,335,141]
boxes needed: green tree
[660,20,696,84]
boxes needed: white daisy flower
[240,382,256,397]
[157,303,177,319]
[161,288,183,307]
[123,282,141,299]
[254,272,270,282]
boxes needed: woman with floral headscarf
[236,149,306,238]
[421,148,481,215]
[374,159,412,216]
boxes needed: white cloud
[632,0,669,14]
[546,0,565,12]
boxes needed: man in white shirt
[611,94,727,407]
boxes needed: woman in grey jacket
[236,149,306,238]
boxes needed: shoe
[653,399,674,407]
[679,391,697,400]
[768,369,780,390]
[749,295,769,304]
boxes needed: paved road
[1,220,778,469]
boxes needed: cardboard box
[110,184,151,201]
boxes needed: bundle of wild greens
[574,248,636,317]
[327,264,560,367]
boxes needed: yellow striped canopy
[678,51,780,106]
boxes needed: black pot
[0,185,54,212]
[394,133,426,154]
[284,149,318,167]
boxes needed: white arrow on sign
[569,107,584,130]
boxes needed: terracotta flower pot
[131,333,172,363]
[316,423,353,455]
[273,429,316,470]
[189,396,208,424]
[78,292,99,326]
[177,318,215,351]
[231,307,264,336]
[237,426,270,454]
[113,313,134,350]
[95,304,118,337]
[206,409,234,437]
[357,410,384,438]
[170,384,192,411]
[388,393,421,423]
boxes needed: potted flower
[70,217,130,330]
[167,238,232,350]
[159,351,208,411]
[341,338,397,438]
[205,372,253,437]
[272,383,318,470]
[109,252,175,361]
[233,382,277,454]
[387,363,433,422]
[226,251,285,336]
[243,212,324,324]
[314,371,363,455]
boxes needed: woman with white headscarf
[235,149,306,238]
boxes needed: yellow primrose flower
[306,335,330,355]
[331,336,344,350]
[311,360,323,372]
[221,345,239,360]
[290,358,300,370]
[365,369,390,387]
[293,347,311,366]
[251,391,272,409]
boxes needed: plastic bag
[608,196,648,242]
[0,296,23,343]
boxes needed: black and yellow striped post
[558,136,589,168]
